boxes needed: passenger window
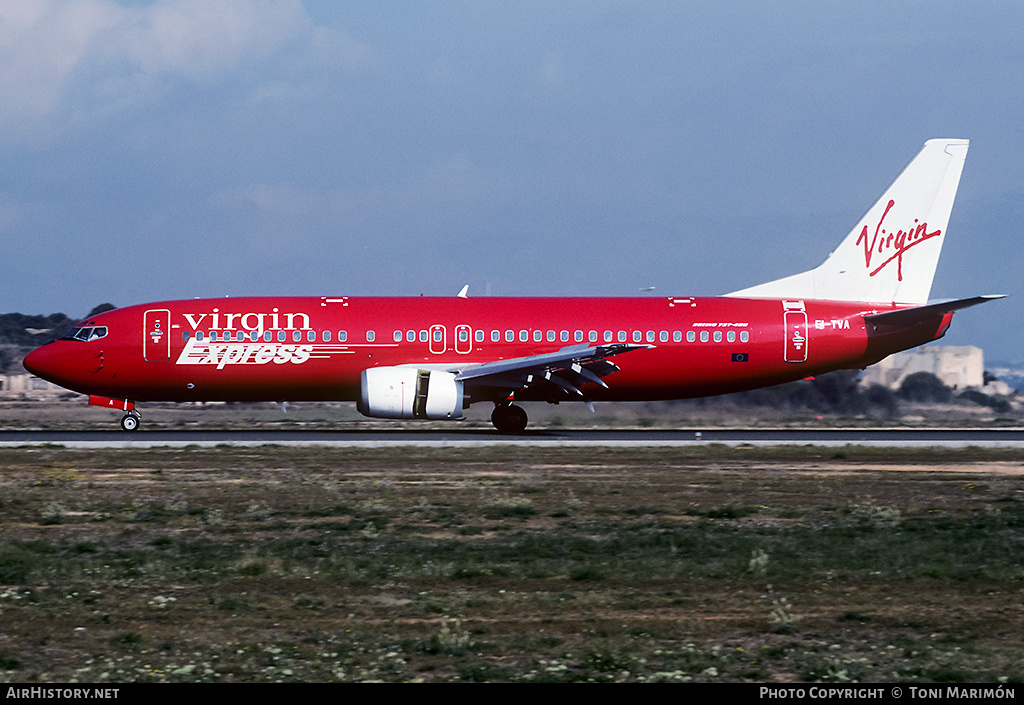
[673,331,682,342]
[535,331,543,342]
[339,331,348,342]
[727,331,735,343]
[475,330,484,342]
[687,331,696,342]
[633,331,642,343]
[589,331,598,342]
[506,330,514,342]
[183,331,191,342]
[407,330,416,342]
[367,331,375,342]
[659,331,668,342]
[394,331,403,342]
[491,330,500,342]
[740,331,749,343]
[520,330,528,342]
[420,330,428,342]
[604,331,613,342]
[323,331,332,342]
[700,331,709,342]
[713,331,722,343]
[618,331,627,342]
[264,331,273,342]
[546,330,554,342]
[293,331,302,342]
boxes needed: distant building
[861,345,985,390]
[0,374,68,396]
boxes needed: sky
[2,0,1023,362]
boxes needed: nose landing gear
[87,396,139,431]
[120,410,141,432]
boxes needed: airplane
[23,138,1004,433]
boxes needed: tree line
[0,305,115,374]
[694,369,1014,416]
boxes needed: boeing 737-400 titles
[24,139,1004,432]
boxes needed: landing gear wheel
[120,413,140,432]
[491,403,528,434]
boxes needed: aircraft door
[783,301,807,363]
[455,324,472,354]
[144,309,171,362]
[429,324,446,355]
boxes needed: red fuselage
[23,295,948,406]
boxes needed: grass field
[0,444,1022,683]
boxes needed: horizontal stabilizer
[864,295,1005,327]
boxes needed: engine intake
[357,367,465,420]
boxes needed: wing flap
[453,343,651,396]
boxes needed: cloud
[116,0,309,78]
[0,0,352,138]
[0,0,123,120]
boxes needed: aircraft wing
[451,343,653,398]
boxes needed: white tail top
[728,139,969,305]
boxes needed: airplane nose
[23,344,52,378]
[23,343,65,385]
[24,340,113,397]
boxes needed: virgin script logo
[855,199,941,281]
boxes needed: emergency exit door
[783,301,807,363]
[144,309,171,362]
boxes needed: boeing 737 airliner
[24,139,1003,432]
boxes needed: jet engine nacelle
[357,367,465,420]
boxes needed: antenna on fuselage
[457,285,469,298]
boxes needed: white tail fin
[727,139,969,305]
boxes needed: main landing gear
[120,410,141,432]
[491,403,528,434]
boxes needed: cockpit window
[60,326,108,342]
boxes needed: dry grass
[0,444,1022,683]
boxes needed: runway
[2,427,1024,448]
